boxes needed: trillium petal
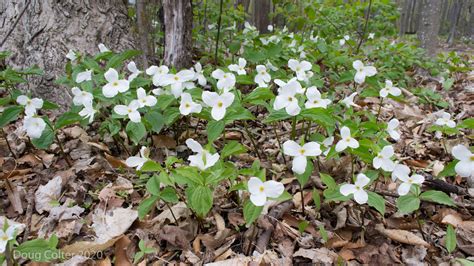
[452,145,471,161]
[306,87,321,100]
[185,138,203,153]
[353,189,368,204]
[273,95,288,110]
[71,87,81,96]
[212,69,225,80]
[381,159,396,172]
[388,119,399,130]
[103,84,119,98]
[248,177,264,194]
[205,152,220,168]
[373,157,382,169]
[352,60,364,71]
[146,66,158,75]
[283,140,302,156]
[411,174,425,184]
[263,180,285,198]
[211,106,226,120]
[114,105,129,115]
[390,87,401,96]
[335,140,347,152]
[288,59,299,71]
[340,184,356,196]
[250,193,267,206]
[292,155,307,174]
[221,93,235,107]
[126,156,147,167]
[363,66,377,76]
[381,146,394,158]
[302,142,321,156]
[137,88,146,99]
[354,71,366,84]
[202,91,218,107]
[397,182,411,196]
[388,130,400,141]
[178,70,195,81]
[379,88,388,98]
[104,68,118,82]
[16,95,29,105]
[355,174,370,187]
[128,111,141,122]
[347,138,359,149]
[285,101,301,116]
[340,126,351,139]
[455,160,474,177]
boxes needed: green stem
[1,128,17,159]
[356,0,373,54]
[243,121,262,160]
[273,123,287,165]
[55,132,72,167]
[376,97,384,121]
[291,116,297,140]
[300,183,305,216]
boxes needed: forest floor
[1,49,474,265]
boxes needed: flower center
[0,235,8,241]
[299,149,305,155]
[174,76,179,81]
[82,92,87,96]
[27,100,31,105]
[287,97,293,102]
[185,103,190,108]
[355,185,361,190]
[313,100,319,104]
[408,178,413,184]
[345,137,351,142]
[217,101,223,108]
[296,67,301,71]
[259,186,265,192]
[223,74,228,78]
[112,81,119,86]
[470,156,474,161]
[260,71,265,75]
[127,108,132,113]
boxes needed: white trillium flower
[23,116,46,139]
[136,88,157,107]
[0,224,20,253]
[368,33,375,39]
[179,92,202,116]
[254,65,271,87]
[322,136,334,156]
[288,40,297,48]
[212,69,236,92]
[380,80,401,98]
[127,61,142,82]
[98,43,110,53]
[266,60,278,71]
[76,69,92,83]
[339,35,350,46]
[114,100,141,123]
[340,92,358,108]
[147,65,170,87]
[305,87,331,109]
[193,62,207,86]
[288,59,312,81]
[274,78,304,94]
[79,102,96,123]
[260,37,270,46]
[310,35,319,42]
[267,25,274,31]
[435,111,456,128]
[66,49,77,61]
[161,70,196,98]
[452,144,474,178]
[71,87,93,106]
[387,118,401,141]
[125,146,149,170]
[102,68,129,98]
[353,60,377,84]
[335,126,359,152]
[392,165,424,195]
[373,145,396,172]
[248,177,285,206]
[202,91,234,121]
[16,95,43,116]
[283,140,321,174]
[340,173,370,204]
[243,22,257,34]
[186,138,220,170]
[273,80,301,116]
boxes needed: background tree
[162,0,193,69]
[0,0,135,108]
[417,0,442,56]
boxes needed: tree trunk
[136,0,157,68]
[253,0,271,33]
[417,0,442,56]
[447,0,463,45]
[162,0,193,69]
[0,0,136,109]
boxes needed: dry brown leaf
[375,224,430,247]
[152,135,176,149]
[61,236,121,258]
[157,225,192,250]
[92,207,138,243]
[151,202,191,225]
[104,153,127,168]
[114,235,132,266]
[214,212,226,231]
[293,248,338,264]
[35,176,63,214]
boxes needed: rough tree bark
[253,0,271,33]
[447,0,463,45]
[162,0,193,69]
[136,0,156,68]
[417,0,442,56]
[0,0,136,109]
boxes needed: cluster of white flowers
[16,95,45,139]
